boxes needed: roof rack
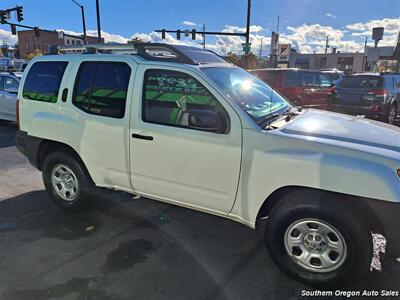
[57,43,229,65]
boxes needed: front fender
[230,129,400,228]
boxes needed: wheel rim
[51,164,79,202]
[284,219,347,273]
[389,106,397,124]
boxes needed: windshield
[201,67,290,121]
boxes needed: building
[365,46,398,72]
[18,29,103,58]
[288,52,365,73]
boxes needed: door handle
[132,133,153,141]
[61,88,68,102]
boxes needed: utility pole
[202,24,206,49]
[277,16,280,33]
[71,0,87,43]
[325,35,329,54]
[95,0,102,43]
[259,38,263,58]
[362,36,368,71]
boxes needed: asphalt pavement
[1,120,400,300]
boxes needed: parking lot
[0,119,399,299]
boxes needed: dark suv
[250,68,335,108]
[330,73,400,124]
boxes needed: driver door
[130,66,242,214]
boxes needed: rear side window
[338,76,383,89]
[284,71,303,86]
[23,61,68,103]
[73,62,131,118]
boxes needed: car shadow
[0,190,399,299]
[0,120,16,148]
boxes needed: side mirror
[188,109,227,133]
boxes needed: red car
[250,68,335,108]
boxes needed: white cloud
[58,29,129,44]
[182,21,197,26]
[325,13,336,19]
[0,29,17,45]
[346,17,400,34]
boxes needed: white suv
[15,43,400,287]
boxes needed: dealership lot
[1,120,400,299]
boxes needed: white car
[0,72,21,121]
[15,44,400,287]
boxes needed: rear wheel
[265,190,373,287]
[42,151,95,211]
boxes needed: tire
[42,150,95,211]
[265,190,373,287]
[387,104,397,125]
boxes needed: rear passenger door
[59,58,137,191]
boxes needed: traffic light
[161,29,166,39]
[191,29,196,40]
[34,27,40,37]
[11,24,16,35]
[0,11,8,24]
[176,29,181,40]
[16,7,23,22]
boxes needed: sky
[0,0,399,55]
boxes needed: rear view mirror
[188,109,227,133]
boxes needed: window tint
[143,69,227,131]
[319,73,333,87]
[73,62,131,118]
[4,77,19,91]
[252,70,280,86]
[338,76,383,89]
[303,71,319,86]
[23,61,68,103]
[323,72,340,81]
[284,71,303,86]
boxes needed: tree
[26,49,43,60]
[225,52,240,65]
[128,37,145,44]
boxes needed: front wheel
[265,190,373,287]
[42,151,95,211]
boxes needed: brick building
[18,29,103,58]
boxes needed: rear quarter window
[23,61,68,103]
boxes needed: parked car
[0,72,21,121]
[320,69,344,84]
[330,73,400,124]
[16,43,400,287]
[250,68,335,108]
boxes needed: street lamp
[71,0,87,44]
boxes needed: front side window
[319,73,333,87]
[4,77,19,91]
[201,67,290,122]
[143,69,228,133]
[22,61,68,103]
[73,62,131,118]
[303,71,319,86]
